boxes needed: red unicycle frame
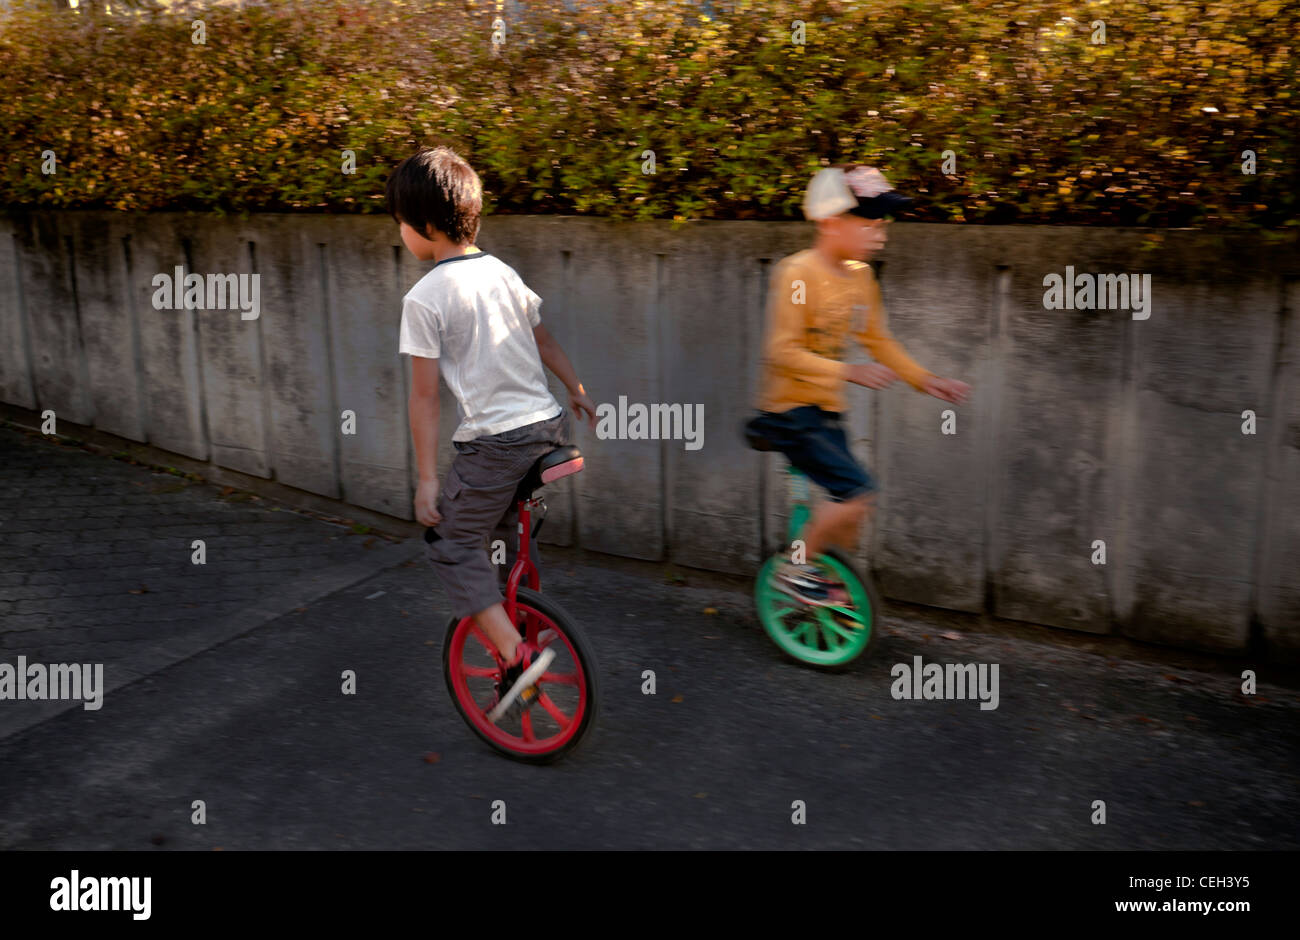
[441,448,598,763]
[501,497,542,627]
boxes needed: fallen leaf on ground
[703,607,717,615]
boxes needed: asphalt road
[3,550,1298,850]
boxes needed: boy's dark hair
[386,147,482,245]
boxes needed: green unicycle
[747,427,882,668]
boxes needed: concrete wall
[1,211,1296,659]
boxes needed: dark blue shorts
[746,406,877,502]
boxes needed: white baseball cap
[802,165,914,221]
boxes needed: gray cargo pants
[423,408,572,619]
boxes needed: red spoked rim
[447,601,590,756]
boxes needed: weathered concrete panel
[323,218,410,518]
[1258,281,1300,660]
[0,217,35,410]
[659,222,766,574]
[188,219,269,478]
[1129,397,1261,651]
[872,226,993,613]
[250,217,340,498]
[124,214,208,459]
[1123,238,1277,652]
[988,228,1126,633]
[558,220,663,560]
[11,213,90,426]
[64,214,144,442]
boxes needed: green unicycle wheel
[754,548,881,668]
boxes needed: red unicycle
[436,446,599,763]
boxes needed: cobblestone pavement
[0,423,418,738]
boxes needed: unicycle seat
[515,445,583,501]
[743,418,777,452]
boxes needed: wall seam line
[12,230,38,412]
[121,230,150,443]
[318,242,343,501]
[251,239,276,480]
[181,236,212,461]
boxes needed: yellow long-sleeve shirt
[757,248,933,414]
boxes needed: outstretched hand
[922,376,972,405]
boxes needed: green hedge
[0,0,1294,228]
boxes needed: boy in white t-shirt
[388,147,596,720]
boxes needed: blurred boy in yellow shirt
[748,165,971,605]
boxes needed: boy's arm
[855,271,934,391]
[533,323,597,429]
[408,355,442,526]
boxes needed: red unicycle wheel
[442,587,598,763]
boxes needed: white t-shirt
[398,251,561,441]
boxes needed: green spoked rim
[755,552,874,666]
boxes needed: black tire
[442,587,599,764]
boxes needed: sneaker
[772,560,851,608]
[487,643,556,724]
